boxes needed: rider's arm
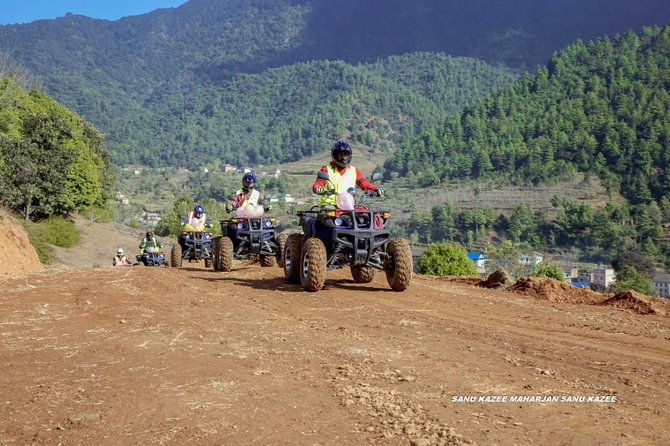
[312,166,329,193]
[355,167,378,191]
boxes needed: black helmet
[331,140,352,168]
[242,171,257,191]
[194,204,204,218]
[146,231,154,239]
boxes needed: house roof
[570,281,590,287]
[467,252,485,260]
[653,273,670,283]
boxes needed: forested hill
[0,0,669,168]
[117,54,514,166]
[384,25,670,205]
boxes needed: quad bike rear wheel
[276,232,289,267]
[170,244,182,268]
[217,236,234,272]
[385,238,412,291]
[283,233,303,284]
[351,265,375,283]
[300,237,327,292]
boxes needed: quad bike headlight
[237,222,245,230]
[334,217,344,226]
[264,220,273,228]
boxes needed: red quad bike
[283,171,412,292]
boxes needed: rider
[139,231,162,254]
[184,204,207,231]
[113,248,128,266]
[312,140,384,207]
[225,171,273,212]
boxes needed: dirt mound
[506,276,605,304]
[599,291,669,316]
[479,269,512,289]
[0,208,42,276]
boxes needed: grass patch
[22,216,80,264]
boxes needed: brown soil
[0,208,42,277]
[506,276,606,304]
[599,290,668,316]
[1,218,669,445]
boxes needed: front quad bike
[284,198,413,292]
[170,231,213,268]
[212,216,286,272]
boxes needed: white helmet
[117,248,124,256]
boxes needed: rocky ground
[1,212,669,445]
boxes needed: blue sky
[0,1,189,26]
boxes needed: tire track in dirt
[197,266,670,445]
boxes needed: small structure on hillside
[467,252,488,272]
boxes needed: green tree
[609,266,655,296]
[611,251,654,278]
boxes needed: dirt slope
[0,208,42,277]
[1,260,669,445]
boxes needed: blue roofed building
[467,252,488,272]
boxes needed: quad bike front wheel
[351,265,375,283]
[300,237,327,292]
[385,238,412,291]
[283,233,303,284]
[276,232,289,268]
[170,244,182,268]
[217,236,234,272]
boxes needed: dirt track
[1,263,669,445]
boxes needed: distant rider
[312,140,384,207]
[225,172,273,212]
[139,231,162,254]
[113,248,128,266]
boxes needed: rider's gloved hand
[225,203,234,212]
[314,186,325,195]
[375,187,385,198]
[265,204,274,212]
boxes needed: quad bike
[283,171,412,292]
[136,247,167,267]
[212,206,287,272]
[170,218,214,268]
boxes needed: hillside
[1,0,669,167]
[386,25,670,204]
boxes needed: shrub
[42,216,80,248]
[22,222,55,264]
[531,262,565,281]
[22,216,80,264]
[418,242,477,276]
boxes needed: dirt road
[1,263,668,445]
